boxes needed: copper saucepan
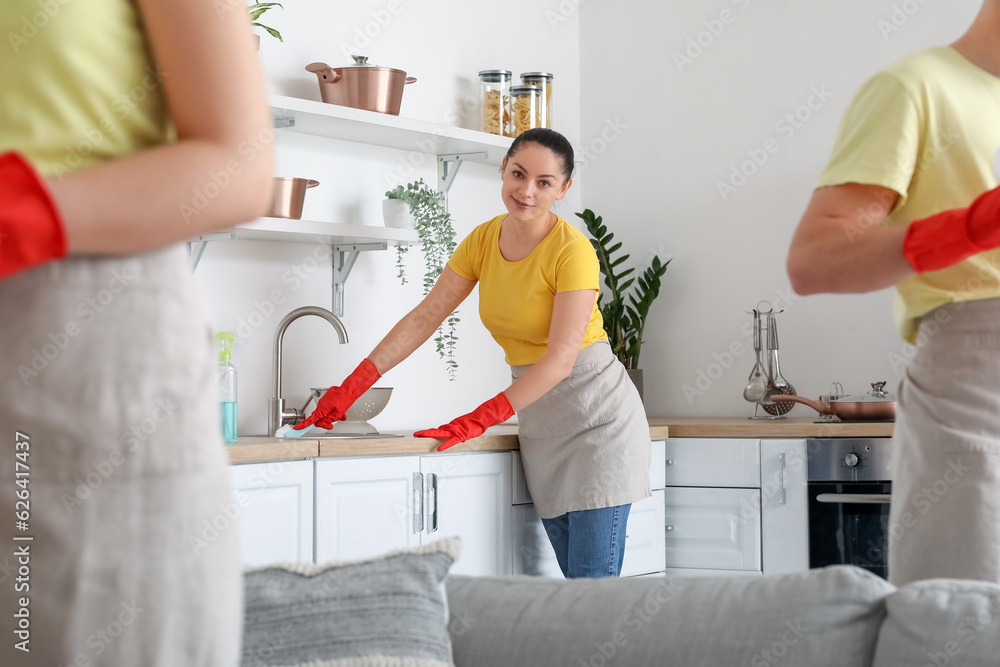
[306,55,417,116]
[772,381,896,421]
[269,177,319,220]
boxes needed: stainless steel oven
[806,438,893,579]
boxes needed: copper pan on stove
[772,381,896,421]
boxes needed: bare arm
[787,183,914,294]
[48,0,274,254]
[503,289,595,412]
[368,266,476,374]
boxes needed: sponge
[275,423,316,438]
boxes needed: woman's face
[500,143,572,224]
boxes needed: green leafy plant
[577,208,670,370]
[385,179,460,378]
[249,2,283,42]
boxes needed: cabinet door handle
[665,525,674,532]
[412,472,424,534]
[666,459,674,466]
[778,453,787,506]
[427,473,439,533]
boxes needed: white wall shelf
[269,94,512,164]
[191,96,507,315]
[211,217,419,247]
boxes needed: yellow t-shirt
[817,46,1000,343]
[448,214,608,366]
[0,0,171,176]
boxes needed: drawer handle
[666,459,674,466]
[666,525,674,532]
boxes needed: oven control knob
[844,452,860,467]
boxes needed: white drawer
[664,438,760,487]
[512,440,666,505]
[620,490,666,577]
[664,487,761,571]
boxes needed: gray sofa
[446,567,1000,667]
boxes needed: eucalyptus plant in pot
[385,179,460,379]
[577,208,670,401]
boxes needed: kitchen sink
[277,431,405,440]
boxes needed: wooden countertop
[227,418,890,464]
[648,417,893,439]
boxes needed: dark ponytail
[505,128,575,181]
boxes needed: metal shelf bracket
[332,242,386,317]
[187,233,237,271]
[438,152,488,210]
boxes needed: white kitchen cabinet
[229,460,314,566]
[663,486,762,571]
[314,456,421,563]
[760,439,809,575]
[314,452,511,577]
[420,452,512,577]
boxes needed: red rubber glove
[0,152,67,280]
[295,358,381,430]
[414,392,514,452]
[903,184,1000,273]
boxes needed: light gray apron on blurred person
[0,246,241,666]
[513,340,652,519]
[888,298,1000,587]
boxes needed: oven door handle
[816,493,891,504]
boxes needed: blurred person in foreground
[0,0,273,664]
[786,1,1000,586]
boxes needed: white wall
[194,0,581,436]
[579,0,982,417]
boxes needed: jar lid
[478,69,512,82]
[521,72,554,81]
[511,85,542,96]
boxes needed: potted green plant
[249,2,283,45]
[385,179,460,379]
[577,208,670,400]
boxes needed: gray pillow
[872,578,1000,667]
[242,538,460,667]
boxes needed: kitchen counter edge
[228,418,892,464]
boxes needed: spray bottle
[215,332,238,444]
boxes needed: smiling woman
[295,128,653,580]
[0,0,272,664]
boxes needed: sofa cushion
[446,566,894,667]
[872,578,1000,667]
[242,538,460,667]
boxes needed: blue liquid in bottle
[221,401,238,444]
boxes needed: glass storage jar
[478,69,512,136]
[520,72,553,129]
[511,85,542,137]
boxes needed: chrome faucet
[269,306,349,436]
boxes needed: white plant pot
[382,199,415,229]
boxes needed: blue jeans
[541,504,631,578]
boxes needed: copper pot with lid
[305,55,416,116]
[771,381,896,421]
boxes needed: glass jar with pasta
[520,72,553,129]
[510,85,542,137]
[478,69,512,136]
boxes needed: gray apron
[513,341,652,519]
[888,298,1000,586]
[0,246,241,666]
